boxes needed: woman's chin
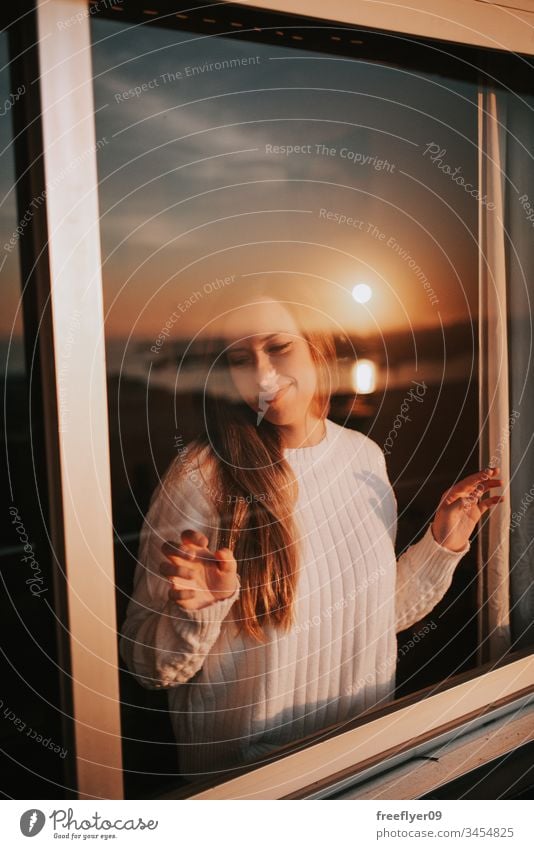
[261,405,295,425]
[251,385,295,423]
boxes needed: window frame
[175,649,534,799]
[16,0,534,799]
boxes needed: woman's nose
[254,355,276,388]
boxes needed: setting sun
[352,283,373,304]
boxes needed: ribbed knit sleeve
[395,523,470,633]
[373,445,471,633]
[119,447,240,690]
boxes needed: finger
[190,545,219,565]
[181,528,209,548]
[467,479,504,500]
[162,539,218,567]
[159,560,195,579]
[159,562,197,584]
[213,548,237,573]
[161,540,197,562]
[479,494,505,513]
[445,469,502,503]
[169,587,196,602]
[478,477,503,488]
[168,577,197,591]
[459,467,500,489]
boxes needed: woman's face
[222,298,318,426]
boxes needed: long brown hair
[186,279,339,643]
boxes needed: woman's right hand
[159,529,239,610]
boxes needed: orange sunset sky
[1,20,480,342]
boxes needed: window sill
[158,648,534,800]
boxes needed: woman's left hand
[431,467,505,552]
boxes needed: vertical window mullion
[35,0,123,799]
[477,83,512,666]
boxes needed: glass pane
[0,32,69,797]
[91,15,481,795]
[505,90,534,652]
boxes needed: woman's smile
[267,382,292,404]
[256,380,293,411]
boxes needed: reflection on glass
[91,17,486,789]
[352,359,376,394]
[0,32,65,797]
[120,276,484,783]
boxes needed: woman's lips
[268,383,291,404]
[253,381,291,412]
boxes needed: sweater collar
[282,417,333,464]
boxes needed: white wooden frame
[35,0,123,800]
[232,0,534,53]
[182,656,534,799]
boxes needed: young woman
[120,281,504,783]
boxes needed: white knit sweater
[120,418,470,781]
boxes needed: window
[87,3,533,797]
[2,0,532,801]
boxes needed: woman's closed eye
[269,342,292,355]
[228,342,292,367]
